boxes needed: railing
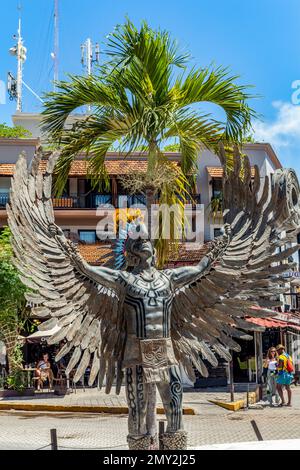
[118,194,146,207]
[92,194,113,207]
[52,196,79,208]
[0,193,9,208]
[0,192,201,209]
[52,194,113,209]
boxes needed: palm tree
[42,19,256,265]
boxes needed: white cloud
[253,101,300,148]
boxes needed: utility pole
[81,38,100,112]
[9,12,27,112]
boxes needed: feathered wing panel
[7,151,125,392]
[171,145,300,380]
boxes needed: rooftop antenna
[80,38,100,111]
[8,2,43,110]
[8,2,26,112]
[51,0,59,90]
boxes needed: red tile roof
[0,163,15,176]
[0,158,177,176]
[78,241,209,267]
[38,159,149,176]
[78,243,114,266]
[206,166,256,178]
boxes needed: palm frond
[177,66,258,142]
[42,74,125,138]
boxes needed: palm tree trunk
[0,322,20,374]
[146,187,156,239]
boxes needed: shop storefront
[195,311,300,388]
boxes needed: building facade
[1,114,300,388]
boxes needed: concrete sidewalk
[1,388,300,449]
[0,386,251,414]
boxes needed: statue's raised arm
[48,222,120,289]
[170,225,231,288]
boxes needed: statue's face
[124,221,155,266]
[130,238,154,260]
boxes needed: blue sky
[1,0,300,172]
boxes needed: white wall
[196,147,279,241]
[0,141,37,164]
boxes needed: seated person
[35,353,54,390]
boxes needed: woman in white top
[35,353,54,391]
[263,347,280,406]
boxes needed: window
[214,228,222,238]
[212,178,222,199]
[78,230,97,244]
[0,177,11,207]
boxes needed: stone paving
[0,387,300,449]
[0,386,250,414]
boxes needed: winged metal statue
[7,145,300,450]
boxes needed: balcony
[53,194,148,209]
[52,194,113,209]
[0,192,201,210]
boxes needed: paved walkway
[0,386,249,414]
[1,399,300,449]
[0,387,300,449]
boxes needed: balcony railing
[52,194,113,209]
[0,192,202,209]
[52,196,79,208]
[118,194,147,207]
[0,193,9,208]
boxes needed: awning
[247,316,300,331]
[25,325,61,343]
[247,317,289,328]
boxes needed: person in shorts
[276,344,294,407]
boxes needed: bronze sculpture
[7,147,300,450]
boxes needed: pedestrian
[263,347,280,406]
[276,344,294,407]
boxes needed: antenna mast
[8,2,43,110]
[9,4,27,112]
[80,38,99,111]
[53,0,59,89]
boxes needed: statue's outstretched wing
[171,145,300,381]
[7,151,125,392]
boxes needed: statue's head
[124,221,156,268]
[114,219,156,269]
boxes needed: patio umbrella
[25,325,61,344]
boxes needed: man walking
[276,344,294,407]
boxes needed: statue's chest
[122,272,172,303]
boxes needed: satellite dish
[9,46,17,56]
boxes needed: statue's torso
[120,269,173,339]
